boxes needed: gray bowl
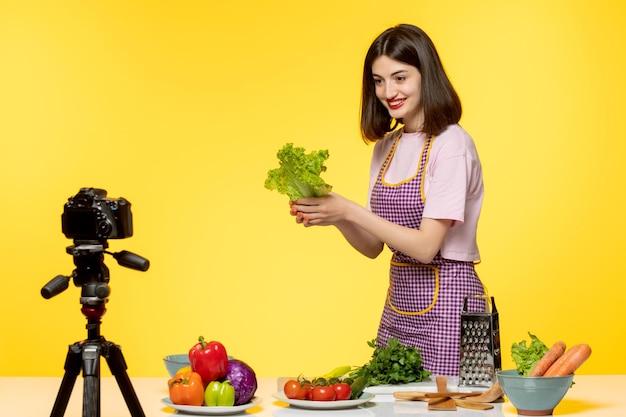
[496,369,574,416]
[163,354,190,377]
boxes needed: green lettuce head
[264,143,332,201]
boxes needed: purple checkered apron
[370,134,484,376]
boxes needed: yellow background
[1,0,625,378]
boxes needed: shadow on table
[554,397,617,414]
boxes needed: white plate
[272,391,375,410]
[161,397,262,415]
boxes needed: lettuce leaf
[511,332,549,376]
[264,143,332,201]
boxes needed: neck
[402,113,424,133]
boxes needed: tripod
[42,242,149,417]
[50,303,145,417]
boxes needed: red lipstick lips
[387,99,405,110]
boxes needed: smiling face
[371,55,424,132]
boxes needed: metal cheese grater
[458,295,501,387]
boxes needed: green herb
[350,338,431,386]
[264,143,332,201]
[511,332,549,376]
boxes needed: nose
[384,82,397,99]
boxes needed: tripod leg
[50,343,82,417]
[104,341,146,417]
[82,342,101,417]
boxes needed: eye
[395,75,406,82]
[373,78,384,86]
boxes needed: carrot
[529,341,566,376]
[543,344,592,377]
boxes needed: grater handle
[490,296,497,313]
[462,294,497,313]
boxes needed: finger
[292,198,318,208]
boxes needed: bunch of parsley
[351,338,431,386]
[511,332,549,376]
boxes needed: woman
[290,24,485,376]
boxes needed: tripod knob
[95,283,110,299]
[80,282,111,305]
[41,275,71,299]
[112,250,150,271]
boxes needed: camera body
[62,188,133,240]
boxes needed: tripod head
[41,240,149,304]
[40,188,150,313]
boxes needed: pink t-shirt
[367,124,483,262]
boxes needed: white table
[1,375,623,416]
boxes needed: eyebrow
[372,69,409,78]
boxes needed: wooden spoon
[454,399,494,410]
[393,392,429,401]
[394,391,482,401]
[468,380,504,403]
[428,376,457,411]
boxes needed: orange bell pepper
[168,371,205,406]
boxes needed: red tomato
[283,380,306,400]
[312,385,336,401]
[332,382,352,400]
[302,383,313,400]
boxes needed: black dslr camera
[41,187,149,301]
[62,188,132,241]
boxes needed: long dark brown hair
[360,24,462,142]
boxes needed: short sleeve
[422,125,483,261]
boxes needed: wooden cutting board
[428,376,457,411]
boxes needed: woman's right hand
[289,194,383,258]
[289,193,351,227]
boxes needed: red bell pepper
[168,371,205,406]
[189,336,228,384]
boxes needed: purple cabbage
[224,359,257,405]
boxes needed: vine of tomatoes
[283,376,366,402]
